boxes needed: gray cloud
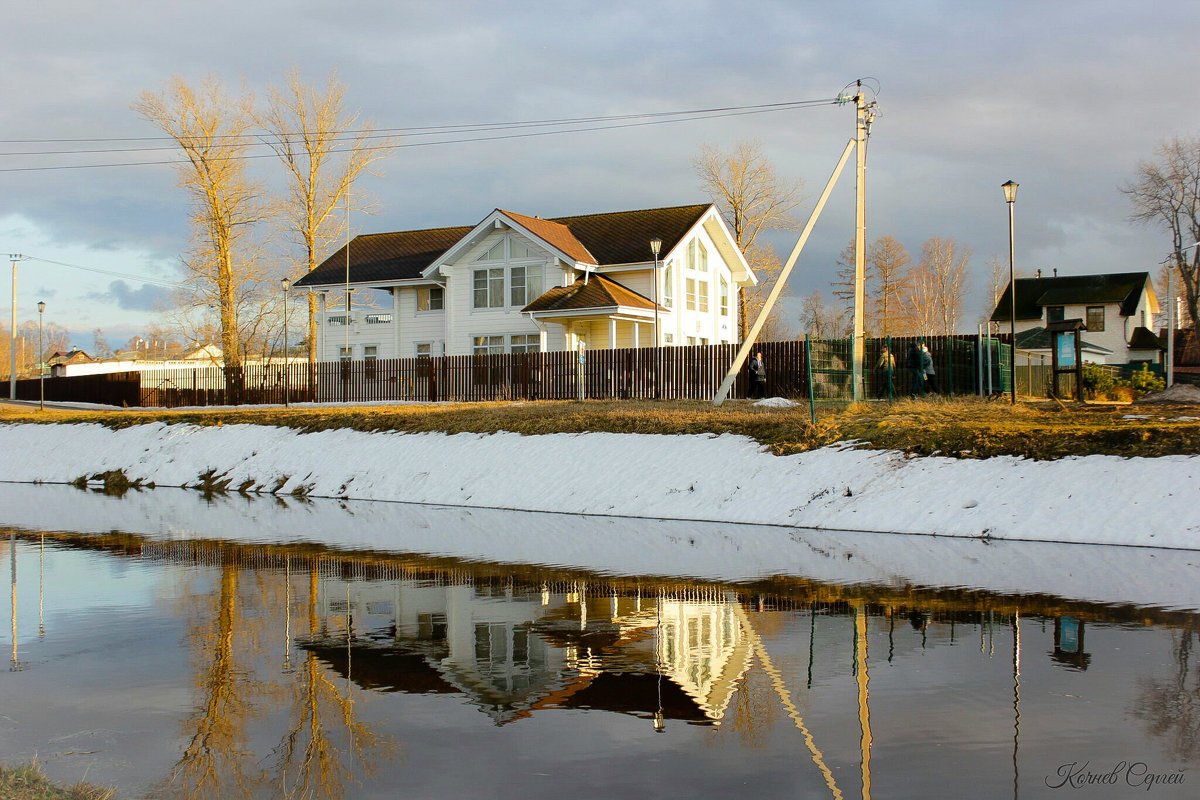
[86,280,172,312]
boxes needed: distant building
[991,271,1165,365]
[47,349,93,377]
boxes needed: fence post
[805,337,816,425]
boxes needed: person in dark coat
[875,346,896,399]
[921,343,938,394]
[748,351,767,399]
[906,343,924,397]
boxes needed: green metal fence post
[805,337,816,425]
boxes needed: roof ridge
[549,202,711,222]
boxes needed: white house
[990,271,1165,364]
[293,203,756,361]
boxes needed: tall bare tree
[906,237,971,336]
[830,237,865,329]
[1124,136,1200,337]
[694,140,804,340]
[869,235,912,337]
[799,290,849,338]
[258,68,397,373]
[133,76,268,390]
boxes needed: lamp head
[37,301,45,313]
[281,278,291,292]
[650,237,662,257]
[1002,180,1018,204]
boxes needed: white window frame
[663,261,674,308]
[698,280,709,313]
[473,268,505,309]
[720,276,729,316]
[417,285,444,312]
[686,277,697,311]
[415,342,433,358]
[509,333,540,353]
[472,335,505,355]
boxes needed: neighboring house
[990,271,1164,365]
[293,203,755,360]
[47,349,93,377]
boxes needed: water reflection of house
[1051,616,1091,670]
[301,579,750,726]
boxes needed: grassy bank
[0,762,114,800]
[2,396,1198,460]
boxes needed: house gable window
[663,261,674,308]
[417,286,444,312]
[473,268,504,309]
[510,266,543,307]
[698,280,709,313]
[686,278,697,311]
[687,239,708,272]
[1047,305,1065,323]
[1086,305,1105,331]
[720,276,729,316]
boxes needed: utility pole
[852,83,874,402]
[9,254,27,400]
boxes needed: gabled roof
[294,225,472,288]
[522,273,662,315]
[1129,326,1166,351]
[990,272,1154,322]
[499,209,596,265]
[295,204,714,288]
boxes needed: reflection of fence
[15,334,1081,408]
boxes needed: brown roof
[295,204,713,288]
[522,273,662,314]
[500,210,596,265]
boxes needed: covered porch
[523,273,667,352]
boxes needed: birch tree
[694,139,804,340]
[258,68,397,372]
[906,237,971,336]
[1124,136,1200,337]
[869,235,912,337]
[133,76,268,390]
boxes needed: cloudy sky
[4,0,1200,349]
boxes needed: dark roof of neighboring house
[522,273,662,314]
[1014,327,1111,352]
[990,272,1152,322]
[295,204,712,288]
[1129,326,1166,351]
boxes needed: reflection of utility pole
[9,533,19,671]
[1012,612,1022,799]
[855,605,873,800]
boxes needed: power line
[25,256,188,289]
[0,97,838,173]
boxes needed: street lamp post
[281,278,290,408]
[650,237,662,400]
[36,301,45,411]
[1002,180,1018,405]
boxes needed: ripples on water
[1,484,1198,799]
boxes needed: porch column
[609,318,617,349]
[538,327,548,352]
[632,321,640,349]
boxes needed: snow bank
[0,421,1196,549]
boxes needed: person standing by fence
[748,351,767,399]
[875,346,896,400]
[907,343,924,397]
[921,343,938,395]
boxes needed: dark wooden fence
[13,335,995,408]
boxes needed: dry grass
[2,396,1199,459]
[0,761,115,800]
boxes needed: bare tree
[799,290,849,338]
[1124,136,1200,337]
[870,235,912,337]
[906,237,971,336]
[133,76,269,391]
[694,139,804,340]
[258,67,397,373]
[830,237,864,329]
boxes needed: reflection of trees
[269,560,390,800]
[163,561,263,799]
[1132,628,1200,761]
[155,554,389,800]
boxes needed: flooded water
[1,484,1198,799]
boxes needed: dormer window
[1047,306,1065,323]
